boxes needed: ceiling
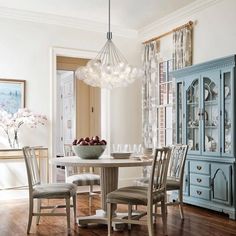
[0,0,197,30]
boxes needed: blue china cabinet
[172,55,236,219]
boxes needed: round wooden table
[52,155,152,226]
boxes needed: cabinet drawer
[190,174,210,187]
[190,161,210,175]
[190,185,210,200]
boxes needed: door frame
[50,47,110,182]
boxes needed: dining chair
[22,146,77,234]
[165,144,188,219]
[107,147,171,236]
[63,144,100,213]
[135,144,188,219]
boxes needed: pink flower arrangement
[0,108,47,148]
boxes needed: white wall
[140,0,236,65]
[0,18,141,149]
[0,17,141,187]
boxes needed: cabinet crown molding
[172,55,236,78]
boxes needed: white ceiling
[0,0,197,30]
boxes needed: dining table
[52,155,152,228]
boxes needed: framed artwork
[0,79,26,114]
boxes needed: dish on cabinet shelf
[207,140,217,152]
[204,88,209,100]
[188,139,193,150]
[225,86,230,98]
[205,136,209,147]
[212,86,218,95]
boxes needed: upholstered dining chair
[135,144,188,219]
[63,144,100,213]
[165,144,188,219]
[23,146,77,234]
[107,147,171,236]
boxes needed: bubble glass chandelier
[76,0,142,89]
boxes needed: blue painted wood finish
[172,55,236,219]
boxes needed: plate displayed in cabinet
[205,136,209,147]
[207,140,217,152]
[225,86,230,98]
[212,86,218,95]
[204,88,209,100]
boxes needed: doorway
[56,56,101,181]
[50,47,110,183]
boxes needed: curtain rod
[142,20,193,44]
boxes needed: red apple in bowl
[72,139,77,145]
[85,137,90,142]
[80,140,89,145]
[76,138,84,145]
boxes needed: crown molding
[139,0,223,40]
[0,7,138,39]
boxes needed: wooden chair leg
[147,204,154,236]
[165,193,168,215]
[36,199,41,225]
[161,199,167,235]
[73,195,77,224]
[154,204,158,222]
[179,189,184,220]
[66,198,71,233]
[89,184,93,193]
[27,198,34,234]
[89,185,93,215]
[128,204,132,230]
[107,203,112,236]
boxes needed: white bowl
[72,145,106,159]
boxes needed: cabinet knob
[197,190,202,195]
[197,178,202,183]
[197,165,202,170]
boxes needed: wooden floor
[0,193,235,236]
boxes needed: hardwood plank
[0,193,235,236]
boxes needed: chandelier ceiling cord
[76,0,142,89]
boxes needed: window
[157,60,173,146]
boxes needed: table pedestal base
[78,209,146,231]
[76,164,148,230]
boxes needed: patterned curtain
[173,26,192,70]
[172,25,193,143]
[142,41,160,148]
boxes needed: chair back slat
[168,144,188,182]
[23,146,41,190]
[148,147,171,202]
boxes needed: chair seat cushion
[134,177,181,190]
[33,183,77,199]
[166,178,180,190]
[66,173,100,186]
[107,186,164,205]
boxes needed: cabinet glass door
[186,78,200,153]
[222,70,232,156]
[202,73,220,155]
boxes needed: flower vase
[13,132,19,149]
[8,132,19,149]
